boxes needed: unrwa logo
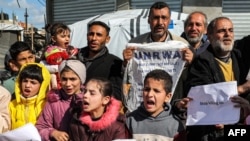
[134,50,181,60]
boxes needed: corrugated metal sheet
[130,0,182,12]
[52,0,116,25]
[222,0,250,40]
[0,32,20,69]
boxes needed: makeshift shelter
[0,23,23,69]
[68,9,188,59]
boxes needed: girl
[36,59,86,141]
[9,63,50,129]
[68,77,129,141]
[40,23,78,89]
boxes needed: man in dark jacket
[77,21,123,101]
[185,16,246,141]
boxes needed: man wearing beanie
[77,21,123,102]
[36,59,86,141]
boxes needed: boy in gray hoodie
[126,69,186,141]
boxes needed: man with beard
[123,1,192,67]
[122,1,193,113]
[172,11,210,124]
[77,21,123,102]
[181,11,210,56]
[184,17,246,141]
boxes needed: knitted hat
[59,59,86,83]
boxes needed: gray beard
[186,34,203,45]
[211,39,234,58]
[212,40,233,52]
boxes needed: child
[0,86,11,133]
[2,41,36,95]
[36,59,86,141]
[126,69,186,141]
[68,77,129,141]
[40,22,78,89]
[9,63,51,129]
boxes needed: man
[185,16,246,141]
[123,1,192,66]
[173,11,210,115]
[77,21,123,101]
[1,41,36,95]
[122,1,193,112]
[182,11,210,55]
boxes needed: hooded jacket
[68,97,129,141]
[9,63,51,129]
[126,103,186,141]
[35,89,83,141]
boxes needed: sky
[0,0,46,29]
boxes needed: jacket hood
[79,97,121,131]
[14,63,51,104]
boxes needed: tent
[68,9,188,59]
[0,23,23,70]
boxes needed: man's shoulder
[129,32,151,43]
[106,53,122,61]
[169,32,189,44]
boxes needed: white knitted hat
[59,59,86,83]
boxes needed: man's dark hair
[144,69,173,93]
[149,1,171,17]
[9,41,34,61]
[88,21,110,35]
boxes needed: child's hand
[51,129,69,141]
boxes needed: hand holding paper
[186,81,240,126]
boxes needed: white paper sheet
[0,123,41,141]
[186,81,240,126]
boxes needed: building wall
[46,0,250,39]
[182,0,222,21]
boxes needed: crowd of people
[1,1,250,141]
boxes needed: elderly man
[185,16,246,141]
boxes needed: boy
[2,41,36,95]
[9,63,50,129]
[126,69,186,141]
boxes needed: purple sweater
[35,89,83,141]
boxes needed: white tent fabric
[69,9,188,59]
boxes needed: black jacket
[185,45,245,141]
[77,46,123,101]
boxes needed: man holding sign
[122,1,193,112]
[185,17,248,141]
